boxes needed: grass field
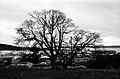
[0,67,120,79]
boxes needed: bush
[86,54,120,69]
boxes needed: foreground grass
[0,67,120,79]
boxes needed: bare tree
[58,29,101,68]
[15,9,101,69]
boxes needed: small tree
[15,9,101,69]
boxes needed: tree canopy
[15,9,101,69]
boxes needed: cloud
[0,0,120,45]
[0,20,18,45]
[102,36,120,45]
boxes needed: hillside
[0,44,22,50]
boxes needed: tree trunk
[50,58,56,69]
[62,64,67,69]
[32,50,39,64]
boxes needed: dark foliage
[87,54,120,69]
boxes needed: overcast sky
[0,0,120,46]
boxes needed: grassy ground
[0,67,120,79]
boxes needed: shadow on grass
[0,67,120,79]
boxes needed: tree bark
[50,57,56,69]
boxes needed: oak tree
[15,9,101,69]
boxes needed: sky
[0,0,120,46]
